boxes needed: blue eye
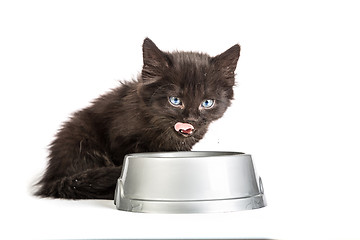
[201,99,215,108]
[169,96,182,106]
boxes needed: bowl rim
[124,151,247,159]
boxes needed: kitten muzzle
[174,122,194,136]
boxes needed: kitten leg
[36,166,122,200]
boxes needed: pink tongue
[174,122,194,133]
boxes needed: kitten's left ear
[142,38,171,82]
[211,44,241,83]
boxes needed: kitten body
[35,38,240,199]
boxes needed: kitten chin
[34,38,240,200]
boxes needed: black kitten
[35,38,240,199]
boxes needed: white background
[1,0,360,239]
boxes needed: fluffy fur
[35,38,240,199]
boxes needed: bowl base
[115,180,266,213]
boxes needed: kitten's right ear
[142,38,171,82]
[211,44,241,85]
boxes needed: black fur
[35,38,240,199]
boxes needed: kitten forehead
[170,51,211,67]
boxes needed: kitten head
[138,38,240,148]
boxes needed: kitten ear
[142,38,171,82]
[211,44,241,84]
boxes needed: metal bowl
[114,151,266,213]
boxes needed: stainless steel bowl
[114,151,266,213]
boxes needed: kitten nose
[184,115,199,123]
[184,109,200,123]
